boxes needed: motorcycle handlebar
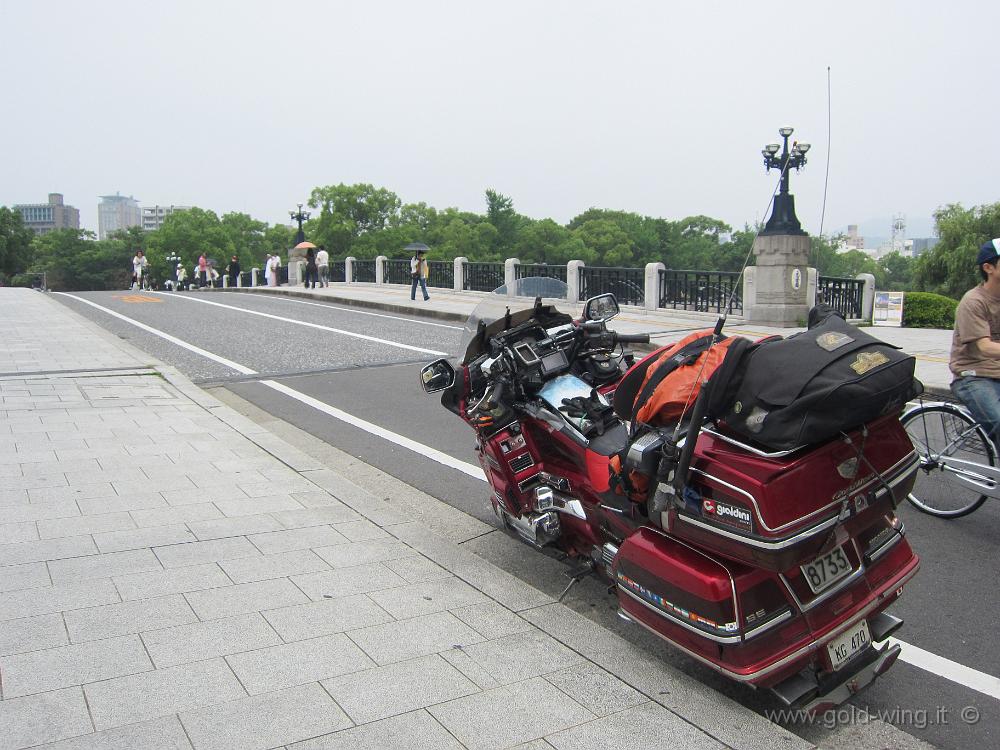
[615,333,650,344]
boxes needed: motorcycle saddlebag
[714,313,921,451]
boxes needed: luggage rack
[700,425,804,459]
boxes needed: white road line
[157,292,449,356]
[56,293,483,480]
[243,293,464,330]
[52,291,1000,701]
[59,294,256,375]
[261,380,485,480]
[888,637,1000,701]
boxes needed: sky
[3,0,998,242]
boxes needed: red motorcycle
[420,278,919,712]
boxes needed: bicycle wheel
[901,404,996,518]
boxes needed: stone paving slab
[0,288,817,750]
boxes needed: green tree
[913,202,1000,298]
[878,251,914,291]
[144,207,235,279]
[573,219,633,265]
[0,207,34,282]
[25,229,132,291]
[485,189,520,254]
[308,184,402,257]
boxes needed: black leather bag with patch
[713,312,922,450]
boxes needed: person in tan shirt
[950,238,1000,448]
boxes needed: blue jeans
[951,376,1000,450]
[411,276,429,300]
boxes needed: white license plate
[826,619,871,671]
[800,545,853,595]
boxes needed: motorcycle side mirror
[583,293,620,322]
[419,359,456,394]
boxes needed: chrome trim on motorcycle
[676,512,839,550]
[743,608,794,640]
[621,564,919,682]
[499,508,561,548]
[617,585,742,644]
[864,524,905,565]
[689,450,917,535]
[535,487,587,520]
[700,427,802,458]
[601,542,619,573]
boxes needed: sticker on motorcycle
[702,499,754,533]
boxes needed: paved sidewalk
[1,288,826,750]
[227,283,955,396]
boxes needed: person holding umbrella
[409,244,430,302]
[227,255,241,288]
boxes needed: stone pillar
[742,267,755,319]
[806,268,818,309]
[222,276,229,288]
[746,234,811,326]
[454,257,467,291]
[345,257,355,284]
[288,261,302,286]
[644,262,664,311]
[375,255,387,285]
[567,260,585,302]
[504,258,520,298]
[857,273,876,321]
[251,268,259,287]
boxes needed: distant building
[142,205,189,231]
[13,193,80,235]
[98,193,141,240]
[910,237,939,256]
[836,224,865,253]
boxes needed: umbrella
[294,241,317,250]
[404,243,429,252]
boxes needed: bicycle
[900,399,1000,518]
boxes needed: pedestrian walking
[950,238,1000,450]
[198,254,208,288]
[175,264,187,291]
[410,248,430,301]
[227,255,241,288]
[270,254,282,286]
[316,245,330,287]
[263,254,273,287]
[304,247,319,289]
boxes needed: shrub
[902,291,958,329]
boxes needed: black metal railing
[239,271,252,287]
[383,259,411,285]
[427,261,454,289]
[658,270,742,314]
[353,260,377,283]
[579,266,645,306]
[515,263,567,283]
[463,262,505,292]
[817,276,864,318]
[278,265,288,285]
[328,261,346,283]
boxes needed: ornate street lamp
[760,126,811,235]
[289,203,311,246]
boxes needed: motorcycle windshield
[458,277,570,364]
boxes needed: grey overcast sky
[3,0,997,239]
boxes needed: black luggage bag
[709,310,921,450]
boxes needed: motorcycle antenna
[667,137,798,444]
